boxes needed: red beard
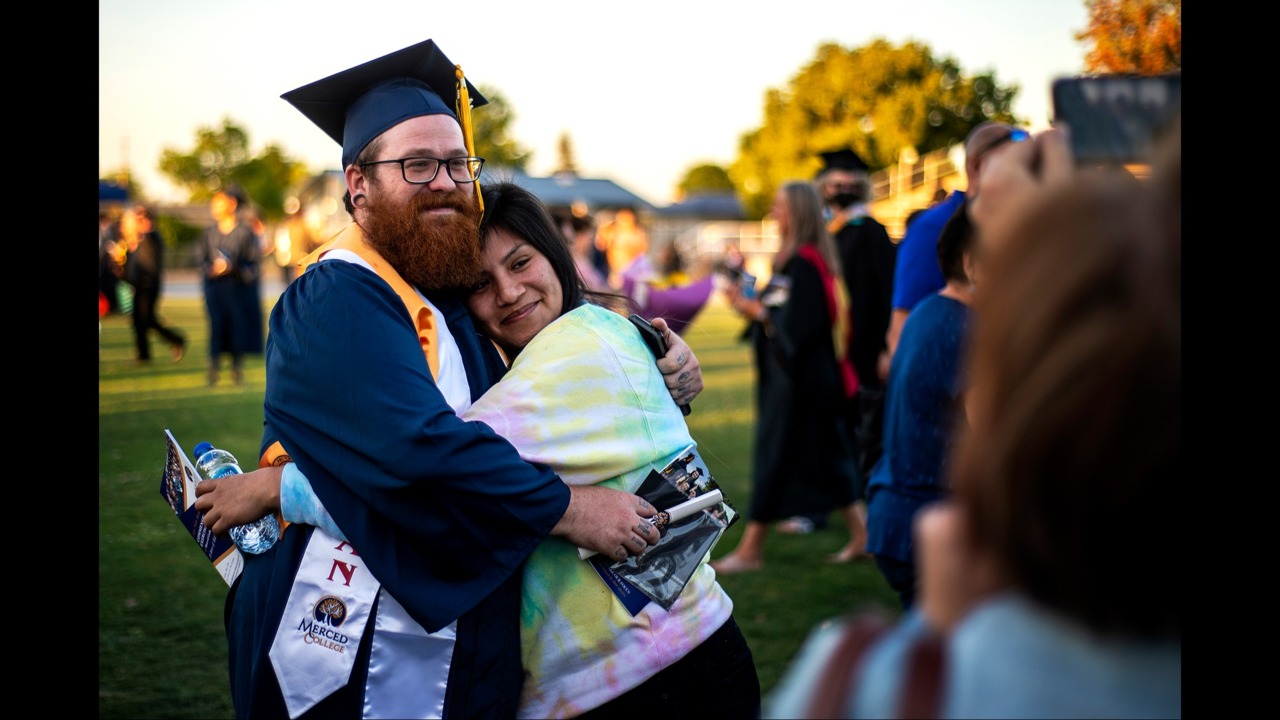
[360,187,484,291]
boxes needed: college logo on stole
[269,529,380,717]
[268,529,458,718]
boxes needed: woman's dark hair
[480,181,626,314]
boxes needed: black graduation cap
[817,148,870,174]
[282,39,488,168]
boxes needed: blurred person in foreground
[191,38,706,719]
[764,120,1181,718]
[711,181,864,574]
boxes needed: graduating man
[197,39,704,719]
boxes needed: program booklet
[161,429,243,586]
[587,444,738,615]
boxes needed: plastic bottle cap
[194,442,214,457]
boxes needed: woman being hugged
[460,182,759,718]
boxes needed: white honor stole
[269,529,455,719]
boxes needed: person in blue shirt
[864,200,978,610]
[883,122,1027,376]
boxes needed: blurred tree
[677,163,735,199]
[728,39,1022,219]
[473,84,533,170]
[153,214,203,265]
[1076,0,1181,74]
[235,146,312,223]
[157,117,307,222]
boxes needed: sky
[99,0,1091,207]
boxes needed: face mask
[830,192,862,209]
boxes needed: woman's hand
[194,464,285,536]
[651,317,703,407]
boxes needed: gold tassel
[455,64,484,216]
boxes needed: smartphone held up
[1052,73,1181,167]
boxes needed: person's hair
[479,182,626,314]
[951,155,1180,639]
[777,181,842,277]
[935,201,974,283]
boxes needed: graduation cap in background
[816,148,871,175]
[281,39,488,208]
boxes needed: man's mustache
[410,191,472,213]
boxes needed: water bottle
[193,441,280,554]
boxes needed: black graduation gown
[745,255,858,523]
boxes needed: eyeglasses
[358,156,485,184]
[972,128,1030,159]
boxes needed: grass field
[98,293,899,719]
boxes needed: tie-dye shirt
[462,303,732,718]
[280,303,733,718]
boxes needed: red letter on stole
[327,559,359,587]
[333,540,360,556]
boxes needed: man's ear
[345,164,368,199]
